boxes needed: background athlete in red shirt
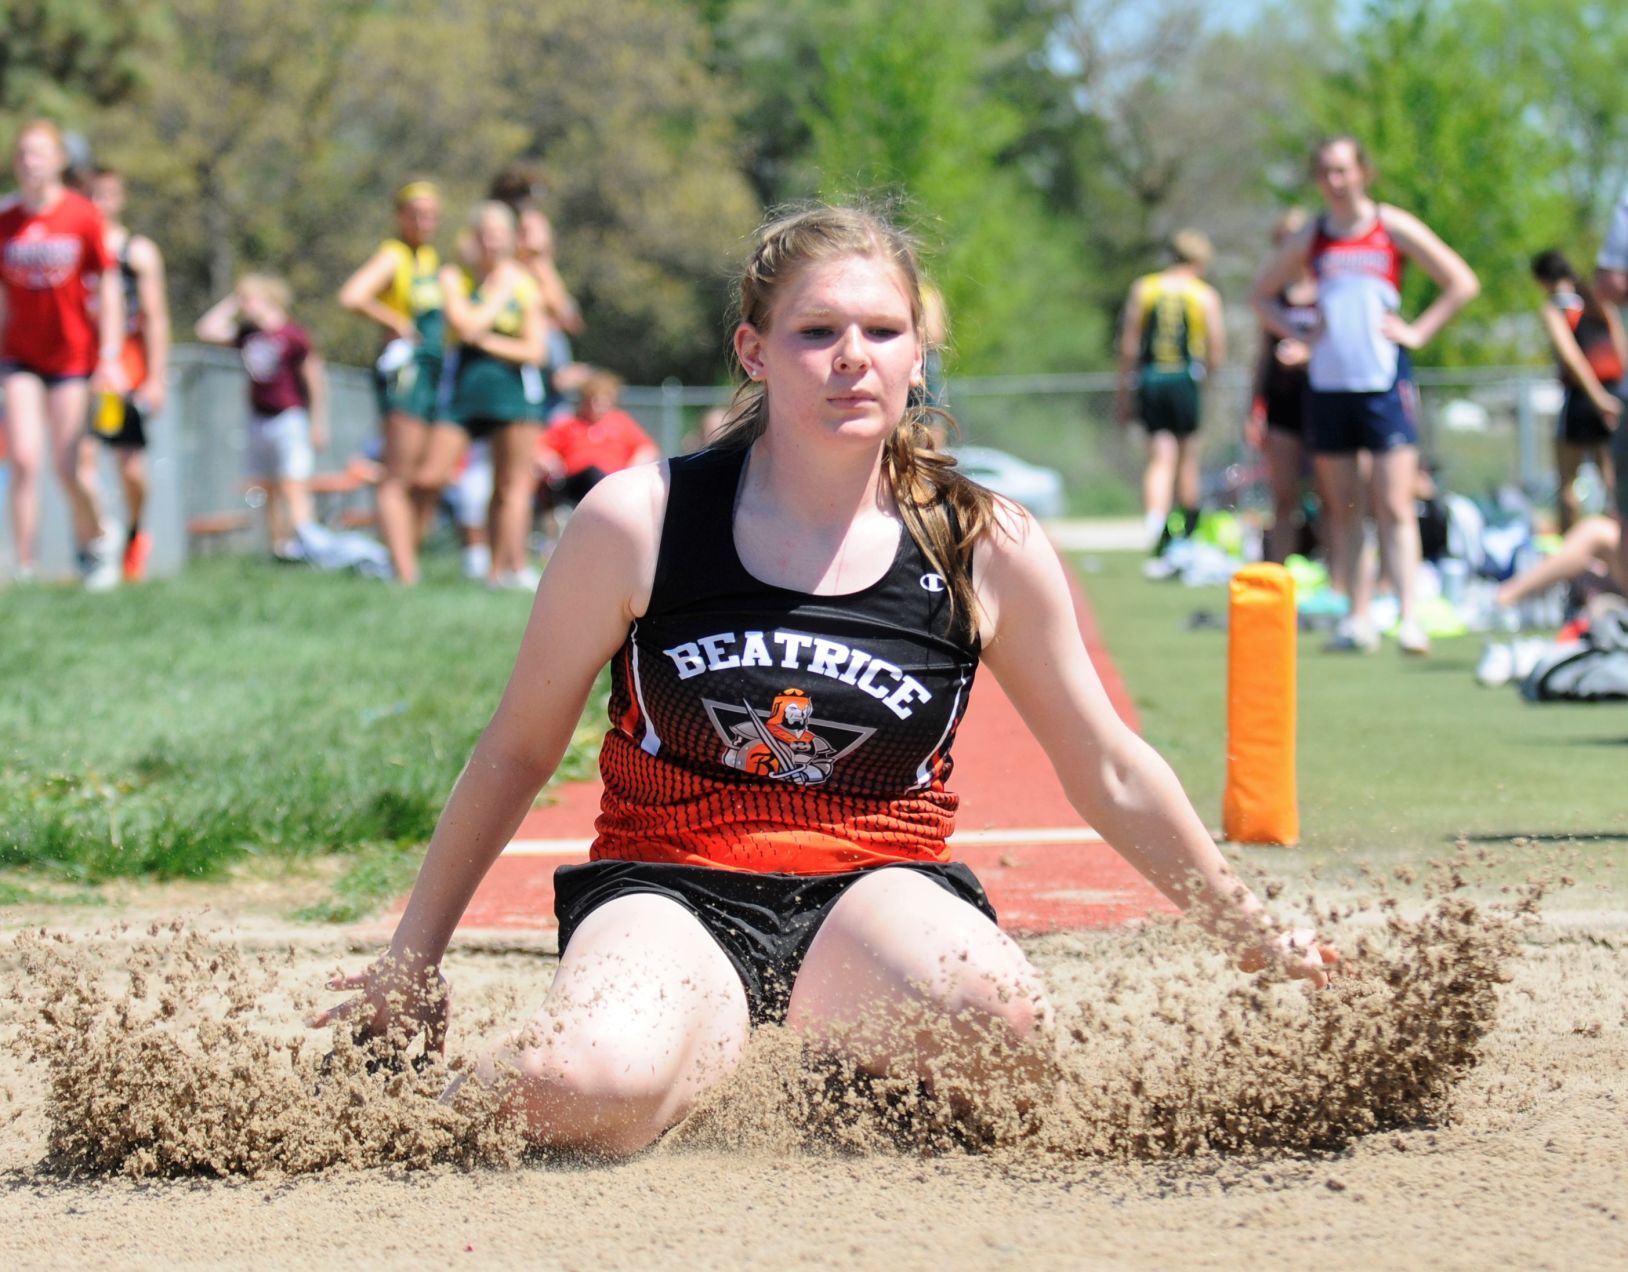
[0,119,126,586]
[535,368,658,508]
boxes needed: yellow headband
[395,180,439,206]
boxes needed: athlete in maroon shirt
[195,275,329,557]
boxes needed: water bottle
[94,391,124,436]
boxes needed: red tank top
[0,190,111,375]
[594,446,982,874]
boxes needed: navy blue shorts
[0,359,90,388]
[1306,373,1418,455]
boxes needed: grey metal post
[1515,373,1539,494]
[660,376,683,456]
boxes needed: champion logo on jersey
[919,572,947,593]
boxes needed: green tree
[1295,0,1569,363]
[1476,0,1628,247]
[477,0,761,383]
[0,0,157,125]
[91,0,426,353]
[85,0,756,379]
[715,0,1096,373]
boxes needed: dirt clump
[3,862,1534,1179]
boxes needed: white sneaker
[461,544,491,580]
[1141,556,1178,580]
[1396,619,1430,656]
[1511,638,1549,681]
[82,532,121,592]
[1475,641,1514,686]
[488,566,542,593]
[1325,617,1380,654]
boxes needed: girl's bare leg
[1264,430,1304,564]
[47,378,100,547]
[488,423,540,576]
[378,412,429,584]
[3,372,47,571]
[787,869,1053,1108]
[483,894,749,1156]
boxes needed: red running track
[398,550,1174,937]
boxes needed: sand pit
[1,876,1624,1269]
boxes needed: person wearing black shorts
[1248,210,1320,564]
[1530,250,1623,534]
[319,205,1335,1158]
[85,166,169,581]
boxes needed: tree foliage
[0,0,157,124]
[83,0,755,378]
[6,0,1627,379]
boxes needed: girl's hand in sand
[312,952,450,1055]
[1237,928,1339,989]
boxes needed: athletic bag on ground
[1520,607,1628,702]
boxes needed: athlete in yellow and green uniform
[372,236,445,420]
[1116,230,1226,563]
[338,180,445,584]
[438,201,549,591]
[443,264,544,430]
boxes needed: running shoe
[1474,641,1514,686]
[82,532,121,592]
[461,543,491,580]
[122,530,152,582]
[1511,638,1550,681]
[1396,619,1430,656]
[1140,555,1178,581]
[1324,617,1380,654]
[488,566,542,593]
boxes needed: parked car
[949,445,1066,519]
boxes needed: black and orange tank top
[594,445,981,874]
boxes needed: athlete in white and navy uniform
[1252,136,1479,657]
[1595,187,1628,307]
[1593,187,1628,593]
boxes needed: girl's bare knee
[941,958,1052,1044]
[509,1028,679,1155]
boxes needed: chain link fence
[622,365,1574,518]
[2,350,1580,579]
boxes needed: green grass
[8,550,1623,921]
[0,558,606,900]
[1078,553,1628,900]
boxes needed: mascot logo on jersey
[706,688,874,786]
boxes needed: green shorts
[376,352,443,422]
[1138,370,1202,438]
[445,352,544,430]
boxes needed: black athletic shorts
[91,396,148,449]
[541,467,606,509]
[553,859,997,1025]
[1558,389,1614,447]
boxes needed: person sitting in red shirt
[535,369,658,511]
